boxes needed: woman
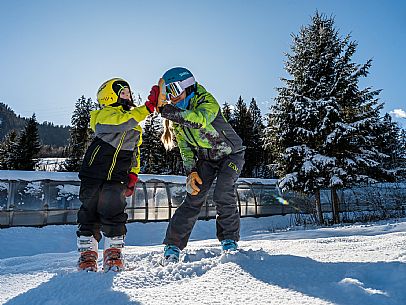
[151,67,245,263]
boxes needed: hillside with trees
[0,102,69,147]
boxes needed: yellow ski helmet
[96,78,132,106]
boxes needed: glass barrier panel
[48,182,81,210]
[145,182,169,221]
[167,183,187,208]
[236,185,256,216]
[13,182,45,211]
[0,182,9,211]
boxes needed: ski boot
[77,235,98,272]
[221,239,238,252]
[163,244,180,264]
[103,235,125,272]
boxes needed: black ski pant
[76,178,128,241]
[163,151,245,250]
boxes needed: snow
[1,217,405,305]
[35,158,67,171]
[0,170,80,182]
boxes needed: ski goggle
[165,81,184,100]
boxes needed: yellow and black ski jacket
[79,104,150,182]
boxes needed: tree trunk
[315,189,324,225]
[331,188,340,224]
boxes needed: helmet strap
[111,98,135,110]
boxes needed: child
[150,67,246,263]
[76,77,156,272]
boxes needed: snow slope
[1,217,405,305]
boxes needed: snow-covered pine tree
[140,114,166,174]
[163,145,184,175]
[10,114,41,170]
[222,102,233,122]
[232,96,254,177]
[399,129,406,179]
[264,12,389,224]
[0,130,18,169]
[374,113,402,172]
[64,96,97,172]
[247,98,267,177]
[140,114,183,175]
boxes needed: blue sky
[0,0,405,127]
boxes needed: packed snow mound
[1,218,406,305]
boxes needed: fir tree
[375,113,402,171]
[10,114,41,170]
[164,146,184,175]
[399,128,406,179]
[264,12,389,223]
[140,114,167,174]
[222,102,233,122]
[64,96,97,172]
[248,98,269,177]
[400,128,406,159]
[140,115,184,175]
[232,96,254,177]
[0,130,18,169]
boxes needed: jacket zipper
[107,131,127,180]
[221,130,235,149]
[183,127,200,147]
[88,145,101,166]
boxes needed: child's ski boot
[103,235,125,272]
[77,235,98,272]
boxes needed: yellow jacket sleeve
[90,105,150,132]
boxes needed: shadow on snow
[228,249,405,305]
[4,271,141,305]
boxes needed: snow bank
[0,217,405,305]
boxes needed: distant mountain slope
[0,102,70,146]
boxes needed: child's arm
[92,106,150,132]
[129,146,141,175]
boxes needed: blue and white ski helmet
[162,67,195,89]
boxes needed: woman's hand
[186,171,202,195]
[157,78,168,111]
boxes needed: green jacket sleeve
[161,92,219,129]
[175,130,197,175]
[182,93,219,128]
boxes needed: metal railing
[1,171,405,227]
[0,171,290,227]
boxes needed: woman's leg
[163,160,217,250]
[213,151,245,242]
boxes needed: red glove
[145,85,159,113]
[125,173,139,197]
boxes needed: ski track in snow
[0,218,406,305]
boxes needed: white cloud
[390,108,406,119]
